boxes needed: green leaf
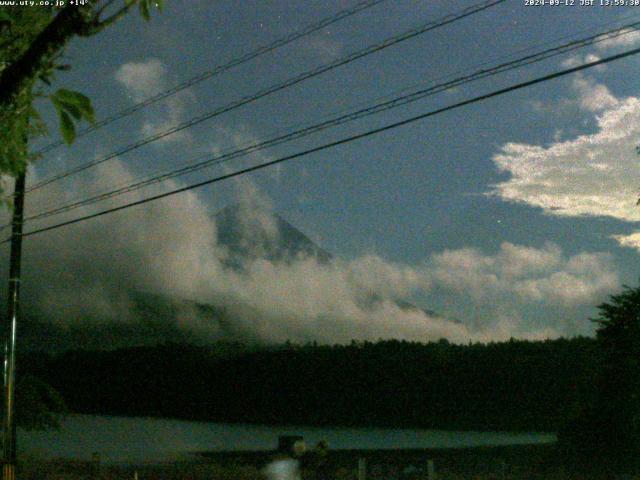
[155,0,164,11]
[140,0,150,20]
[58,110,75,145]
[62,102,82,120]
[50,95,63,113]
[55,88,89,107]
[51,94,77,120]
[52,89,95,124]
[75,96,95,123]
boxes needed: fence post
[499,458,506,479]
[358,457,366,480]
[91,451,101,479]
[427,459,435,480]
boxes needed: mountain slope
[215,204,332,266]
[16,205,448,351]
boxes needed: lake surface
[18,415,556,464]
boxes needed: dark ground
[16,443,638,479]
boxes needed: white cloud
[572,75,619,112]
[529,73,614,114]
[561,56,581,69]
[561,53,605,72]
[492,93,640,222]
[347,254,430,299]
[114,58,166,102]
[584,53,602,64]
[427,242,617,308]
[115,58,193,145]
[611,231,640,251]
[221,256,466,344]
[10,163,472,345]
[595,28,640,51]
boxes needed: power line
[18,18,640,226]
[34,0,389,156]
[25,0,506,195]
[10,44,640,243]
[30,12,640,221]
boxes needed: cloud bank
[491,65,640,255]
[492,93,640,222]
[5,156,618,346]
[429,242,617,308]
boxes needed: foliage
[0,7,51,175]
[559,283,640,473]
[594,283,640,456]
[50,88,94,144]
[0,1,163,180]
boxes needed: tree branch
[0,6,90,109]
[95,0,118,17]
[0,0,137,110]
[90,2,138,34]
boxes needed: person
[264,439,307,480]
[300,440,330,480]
[313,440,330,480]
[264,455,302,480]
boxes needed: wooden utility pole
[2,171,26,480]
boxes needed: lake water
[18,415,556,464]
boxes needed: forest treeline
[18,337,599,432]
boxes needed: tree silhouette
[593,285,640,457]
[560,283,640,473]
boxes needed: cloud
[9,162,618,346]
[427,242,617,308]
[491,93,640,222]
[114,58,167,101]
[585,53,602,64]
[8,162,471,345]
[561,53,606,73]
[611,231,640,252]
[220,256,466,344]
[529,72,614,114]
[114,58,193,144]
[572,75,619,112]
[424,242,618,339]
[595,28,640,51]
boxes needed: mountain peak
[214,204,332,266]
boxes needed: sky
[8,0,640,345]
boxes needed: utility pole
[2,171,26,480]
